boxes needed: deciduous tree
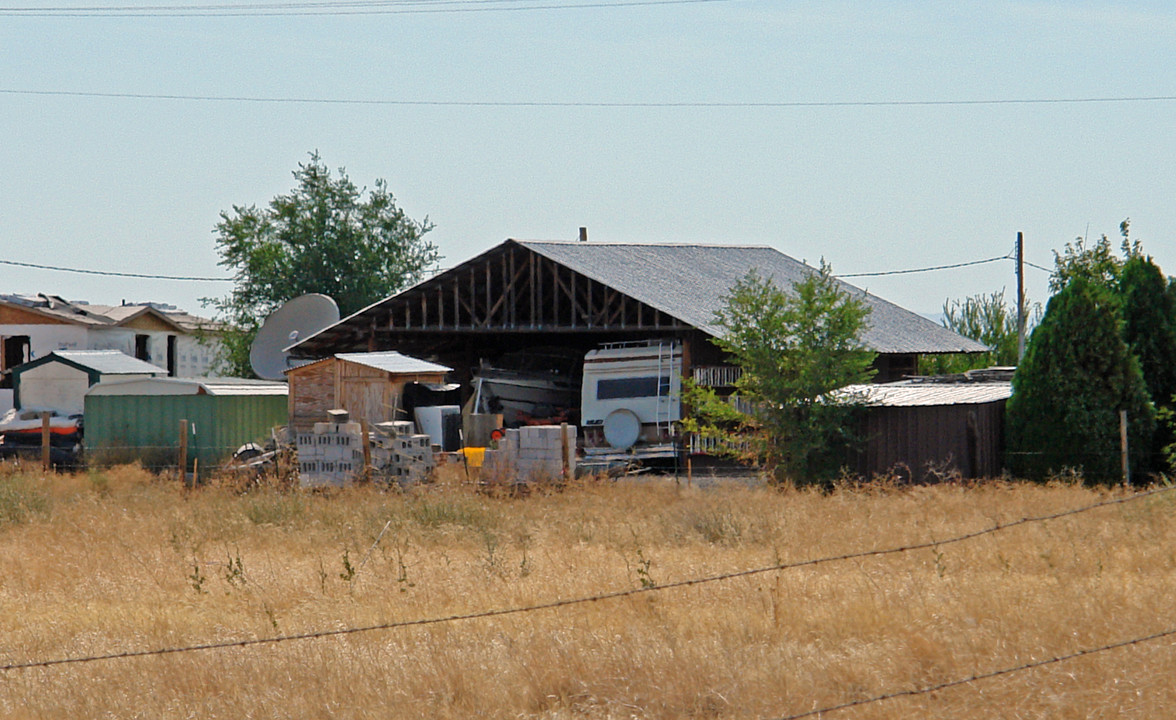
[684,263,876,485]
[207,152,438,376]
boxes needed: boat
[472,347,583,425]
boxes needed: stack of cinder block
[370,420,435,485]
[297,409,363,488]
[482,424,577,484]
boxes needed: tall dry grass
[0,461,1173,719]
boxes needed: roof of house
[0,294,221,333]
[286,351,452,375]
[515,241,987,354]
[23,350,168,376]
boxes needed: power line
[776,625,1176,719]
[2,482,1171,672]
[1,0,731,17]
[838,255,1010,279]
[4,88,1176,108]
[0,251,1026,284]
[0,258,231,282]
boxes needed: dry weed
[0,466,1171,718]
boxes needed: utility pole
[1016,231,1026,363]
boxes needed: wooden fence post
[560,422,570,482]
[361,419,372,482]
[178,419,189,484]
[41,412,51,471]
[1120,409,1130,486]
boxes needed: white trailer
[580,340,682,453]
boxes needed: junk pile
[0,408,83,468]
[295,409,436,488]
[481,424,576,485]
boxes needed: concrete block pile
[482,424,577,484]
[370,420,435,485]
[296,411,436,488]
[296,409,363,488]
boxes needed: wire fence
[3,481,1173,697]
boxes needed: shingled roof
[517,241,986,354]
[292,239,987,356]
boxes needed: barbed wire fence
[2,481,1173,720]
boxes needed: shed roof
[87,376,288,397]
[839,380,1013,407]
[287,351,452,375]
[516,241,987,354]
[29,350,167,376]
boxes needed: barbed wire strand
[2,481,1172,673]
[775,626,1176,720]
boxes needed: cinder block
[327,409,350,424]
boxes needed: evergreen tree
[1119,256,1176,410]
[1006,277,1154,483]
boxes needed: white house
[0,294,225,410]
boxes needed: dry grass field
[0,461,1174,719]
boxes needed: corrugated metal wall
[850,400,1007,482]
[85,394,288,471]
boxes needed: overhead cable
[4,88,1176,108]
[2,0,731,17]
[0,258,231,282]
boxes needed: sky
[3,0,1176,322]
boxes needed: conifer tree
[1006,277,1154,483]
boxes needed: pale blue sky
[3,0,1175,320]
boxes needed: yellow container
[460,446,485,468]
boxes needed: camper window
[596,376,671,400]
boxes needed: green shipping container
[84,378,288,472]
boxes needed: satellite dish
[603,408,641,450]
[249,294,340,380]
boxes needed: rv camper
[580,340,682,454]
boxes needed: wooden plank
[509,248,516,327]
[529,252,536,328]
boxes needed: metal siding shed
[844,381,1012,482]
[84,378,288,471]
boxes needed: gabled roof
[291,239,988,356]
[516,241,986,354]
[0,294,218,333]
[22,350,167,376]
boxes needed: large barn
[290,239,985,387]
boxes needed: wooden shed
[285,351,452,432]
[843,377,1013,482]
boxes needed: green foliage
[691,263,876,484]
[207,152,439,376]
[1118,255,1176,416]
[920,289,1040,374]
[0,474,50,526]
[1049,219,1141,294]
[1006,277,1155,483]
